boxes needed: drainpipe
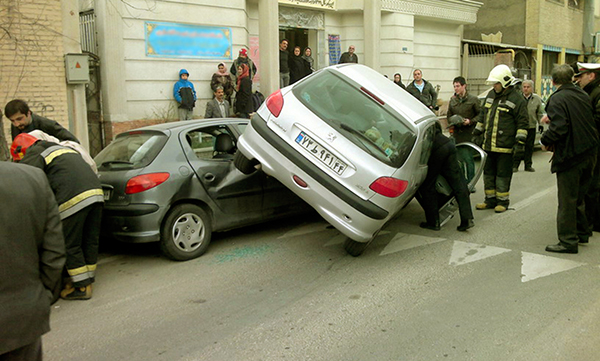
[583,0,594,55]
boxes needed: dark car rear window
[95,131,168,170]
[292,70,416,168]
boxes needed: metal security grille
[79,11,97,55]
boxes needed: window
[95,131,167,170]
[185,125,236,160]
[292,70,417,168]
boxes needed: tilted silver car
[235,64,441,256]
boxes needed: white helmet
[486,64,514,88]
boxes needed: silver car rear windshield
[292,70,416,168]
[95,131,167,170]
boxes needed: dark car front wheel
[160,204,212,261]
[234,151,258,174]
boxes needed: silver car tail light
[369,177,408,198]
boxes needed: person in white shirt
[205,87,231,119]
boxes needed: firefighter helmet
[486,64,514,88]
[10,133,38,161]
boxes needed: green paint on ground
[213,244,274,263]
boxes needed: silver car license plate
[295,131,347,175]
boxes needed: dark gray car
[95,118,311,261]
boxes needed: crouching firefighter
[12,133,103,300]
[471,64,529,213]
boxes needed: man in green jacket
[513,80,545,172]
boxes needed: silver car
[235,64,440,256]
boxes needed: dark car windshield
[292,70,416,167]
[95,131,168,170]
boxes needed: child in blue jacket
[173,69,197,120]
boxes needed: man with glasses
[339,45,358,64]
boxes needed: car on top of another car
[235,63,440,256]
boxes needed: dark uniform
[20,140,103,297]
[447,91,481,183]
[11,113,79,143]
[581,76,600,232]
[417,123,473,231]
[542,83,599,250]
[473,85,528,210]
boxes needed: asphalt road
[43,150,600,361]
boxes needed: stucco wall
[413,19,462,106]
[1,0,69,154]
[463,0,526,45]
[380,12,414,83]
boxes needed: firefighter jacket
[474,86,529,153]
[541,83,599,173]
[20,140,103,220]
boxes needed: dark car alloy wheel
[160,204,212,261]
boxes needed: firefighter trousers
[482,152,514,208]
[62,202,103,288]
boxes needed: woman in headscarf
[211,63,235,104]
[289,46,307,84]
[302,47,314,78]
[393,73,406,90]
[234,63,253,119]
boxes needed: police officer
[574,62,600,233]
[472,64,529,213]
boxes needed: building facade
[83,0,481,140]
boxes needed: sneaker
[476,202,495,210]
[525,167,535,172]
[494,205,507,213]
[61,285,92,300]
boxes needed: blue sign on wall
[328,34,341,65]
[145,22,232,60]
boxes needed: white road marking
[521,252,586,282]
[278,221,331,239]
[482,186,556,221]
[449,241,511,266]
[380,232,446,256]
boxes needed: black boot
[457,219,475,231]
[420,220,440,231]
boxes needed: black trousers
[62,202,103,287]
[556,156,595,247]
[0,338,42,361]
[513,128,536,169]
[418,141,473,224]
[482,152,514,207]
[585,147,600,232]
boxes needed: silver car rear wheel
[160,204,212,261]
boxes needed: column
[363,0,381,71]
[258,0,280,97]
[535,44,543,98]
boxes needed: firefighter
[472,64,529,213]
[11,133,103,300]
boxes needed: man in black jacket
[574,62,600,233]
[5,99,79,142]
[12,133,104,299]
[0,161,65,360]
[541,64,599,254]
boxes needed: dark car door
[181,124,265,227]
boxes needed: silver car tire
[234,151,258,175]
[160,204,212,261]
